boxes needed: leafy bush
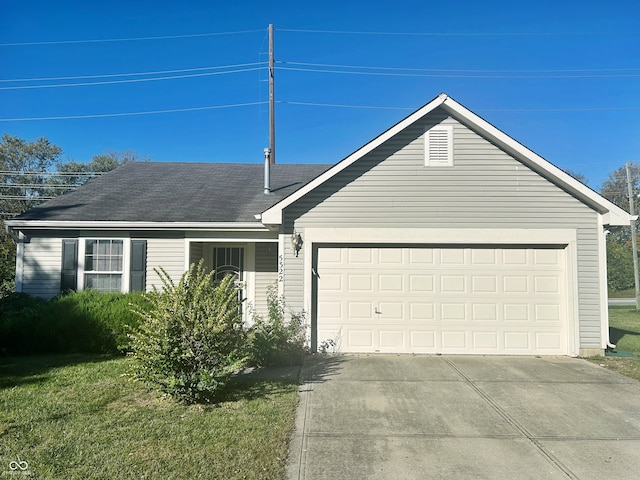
[248,285,308,367]
[129,261,247,404]
[0,290,148,356]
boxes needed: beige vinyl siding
[21,235,63,298]
[254,243,278,316]
[189,242,204,266]
[283,110,603,348]
[146,238,186,291]
[283,237,305,313]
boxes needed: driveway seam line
[294,361,315,480]
[443,358,580,480]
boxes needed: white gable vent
[425,125,453,166]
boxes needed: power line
[279,61,640,74]
[0,101,268,122]
[0,67,264,90]
[0,171,103,176]
[277,65,640,79]
[0,62,266,83]
[0,29,265,47]
[279,100,640,112]
[278,28,637,36]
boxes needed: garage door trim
[302,228,579,355]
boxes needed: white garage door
[316,246,569,355]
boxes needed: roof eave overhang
[5,220,270,232]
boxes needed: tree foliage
[600,162,640,213]
[129,262,247,404]
[0,136,146,298]
[600,163,639,292]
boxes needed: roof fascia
[439,96,633,226]
[260,93,449,225]
[5,220,269,232]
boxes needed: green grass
[608,288,635,298]
[0,355,300,479]
[589,307,640,382]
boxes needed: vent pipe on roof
[263,147,271,194]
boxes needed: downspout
[263,148,271,195]
[601,222,617,350]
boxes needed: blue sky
[1,0,638,190]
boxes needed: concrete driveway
[286,355,640,480]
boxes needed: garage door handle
[375,307,381,315]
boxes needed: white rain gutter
[4,220,269,232]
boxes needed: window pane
[97,257,109,271]
[85,256,94,271]
[97,240,109,255]
[85,273,121,293]
[112,257,123,271]
[86,240,97,255]
[112,240,123,255]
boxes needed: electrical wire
[279,101,640,112]
[0,67,264,90]
[278,28,637,36]
[0,101,268,122]
[0,29,266,47]
[0,62,267,83]
[276,65,640,79]
[278,61,640,74]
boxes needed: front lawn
[590,307,640,382]
[0,355,300,479]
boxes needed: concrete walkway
[286,355,640,480]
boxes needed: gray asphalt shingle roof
[16,162,331,223]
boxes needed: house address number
[278,254,284,282]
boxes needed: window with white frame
[425,125,453,166]
[83,239,124,292]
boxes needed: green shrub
[248,285,308,367]
[0,290,149,356]
[129,261,247,404]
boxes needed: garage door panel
[317,246,568,355]
[441,275,466,293]
[410,275,434,292]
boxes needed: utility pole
[268,24,275,164]
[625,162,640,309]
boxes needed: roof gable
[260,93,632,226]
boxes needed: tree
[0,136,147,298]
[600,162,640,212]
[0,134,63,297]
[600,163,639,293]
[562,169,588,186]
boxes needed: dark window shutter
[130,240,147,292]
[61,239,78,292]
